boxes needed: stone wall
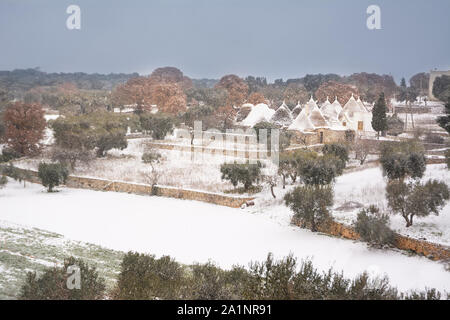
[292,217,450,261]
[3,166,254,208]
[393,106,431,114]
[147,142,272,161]
[288,129,350,146]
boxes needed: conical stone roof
[291,102,302,118]
[270,101,293,127]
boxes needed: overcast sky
[0,0,449,83]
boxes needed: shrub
[423,132,444,144]
[114,252,187,300]
[112,252,443,300]
[19,256,106,300]
[284,185,333,232]
[379,141,426,180]
[386,179,449,227]
[220,161,262,191]
[51,147,94,171]
[354,138,375,165]
[298,154,344,185]
[1,163,32,187]
[0,147,21,163]
[242,254,402,300]
[190,263,233,300]
[278,150,315,187]
[277,154,293,188]
[95,129,128,157]
[51,112,128,157]
[354,206,395,246]
[38,162,69,192]
[242,253,297,300]
[386,114,404,136]
[345,129,355,142]
[140,113,175,140]
[142,149,162,190]
[322,143,349,163]
[142,150,161,165]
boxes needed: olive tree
[38,162,69,192]
[298,154,344,186]
[220,161,262,191]
[354,205,395,246]
[140,113,175,140]
[141,148,162,191]
[322,143,349,164]
[386,179,449,227]
[284,185,333,232]
[379,141,426,180]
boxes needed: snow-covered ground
[396,111,447,132]
[1,180,449,293]
[0,219,123,299]
[333,164,450,246]
[14,138,277,193]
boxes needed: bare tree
[263,174,279,199]
[354,138,375,165]
[141,145,162,194]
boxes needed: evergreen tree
[437,98,450,134]
[38,162,69,192]
[372,92,388,138]
[400,78,406,88]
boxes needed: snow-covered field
[11,134,450,246]
[14,138,277,193]
[332,164,450,246]
[1,180,449,294]
[0,219,123,299]
[396,111,447,132]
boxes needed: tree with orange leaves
[112,67,190,115]
[3,102,46,156]
[150,83,187,114]
[247,92,266,105]
[215,75,249,107]
[315,81,359,105]
[216,105,238,131]
[111,77,153,113]
[149,66,192,90]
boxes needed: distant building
[237,95,375,145]
[338,94,375,134]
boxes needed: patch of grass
[0,223,124,300]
